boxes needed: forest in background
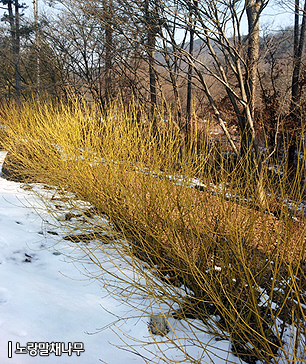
[1,0,306,166]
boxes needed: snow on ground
[0,150,245,364]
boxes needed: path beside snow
[0,150,244,364]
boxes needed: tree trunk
[245,0,262,119]
[289,0,306,164]
[7,0,21,104]
[186,2,194,139]
[162,38,182,127]
[14,0,21,103]
[103,0,113,105]
[34,0,40,100]
[145,0,157,133]
[239,0,262,165]
[291,0,306,110]
[245,0,267,209]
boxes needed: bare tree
[145,0,157,112]
[288,0,306,163]
[33,0,40,98]
[291,0,306,112]
[1,0,26,103]
[159,0,269,163]
[43,1,113,103]
[186,0,195,134]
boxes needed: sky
[261,2,295,31]
[17,0,296,32]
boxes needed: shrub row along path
[0,150,246,364]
